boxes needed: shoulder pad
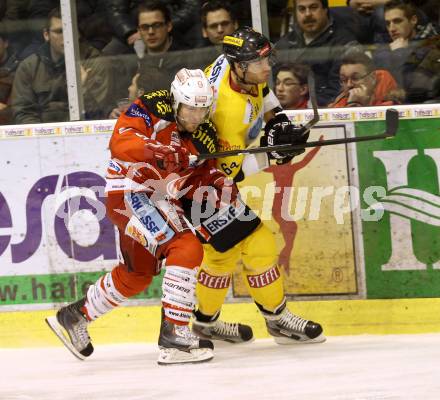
[139,90,174,122]
[190,120,218,155]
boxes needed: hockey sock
[193,308,220,323]
[161,266,198,325]
[242,265,285,313]
[83,272,128,321]
[195,267,231,317]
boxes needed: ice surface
[1,334,439,400]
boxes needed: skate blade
[157,347,214,365]
[211,336,255,345]
[274,333,326,345]
[45,316,87,361]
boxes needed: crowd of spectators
[0,0,438,125]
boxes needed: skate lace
[214,320,239,338]
[175,325,198,342]
[279,311,308,333]
[72,318,90,348]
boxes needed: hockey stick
[193,108,399,161]
[302,72,319,132]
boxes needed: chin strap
[231,62,253,86]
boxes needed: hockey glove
[211,173,239,209]
[261,113,310,164]
[193,170,239,209]
[144,142,190,173]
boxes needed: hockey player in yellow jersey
[191,27,326,345]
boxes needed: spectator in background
[411,0,440,27]
[136,0,189,57]
[274,63,310,109]
[374,0,439,103]
[108,1,204,109]
[347,0,391,43]
[403,35,440,103]
[275,0,358,106]
[103,0,200,56]
[24,0,113,52]
[347,0,439,44]
[201,0,238,47]
[0,24,19,124]
[108,67,167,118]
[11,7,112,124]
[108,72,142,119]
[328,50,404,107]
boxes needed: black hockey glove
[260,113,309,164]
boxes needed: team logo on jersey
[126,103,152,127]
[207,55,226,84]
[126,224,147,247]
[192,123,216,154]
[217,138,241,151]
[202,201,246,235]
[108,159,122,173]
[248,116,263,140]
[223,36,243,47]
[143,90,169,100]
[156,100,172,116]
[118,127,133,135]
[170,131,180,147]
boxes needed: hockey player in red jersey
[46,68,238,365]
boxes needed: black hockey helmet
[223,26,273,66]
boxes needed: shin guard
[242,265,285,313]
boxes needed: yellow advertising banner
[233,126,358,297]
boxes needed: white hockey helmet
[170,68,213,116]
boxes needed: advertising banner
[356,118,440,298]
[232,125,359,297]
[1,106,439,308]
[0,130,162,306]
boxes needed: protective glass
[339,71,373,86]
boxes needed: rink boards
[2,298,440,347]
[0,104,439,344]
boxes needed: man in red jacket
[328,50,403,107]
[46,68,238,365]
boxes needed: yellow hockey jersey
[205,55,280,180]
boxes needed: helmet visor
[245,53,277,72]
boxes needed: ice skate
[157,310,214,365]
[192,310,254,344]
[262,307,326,344]
[45,298,93,360]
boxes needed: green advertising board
[356,118,440,298]
[0,272,164,306]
